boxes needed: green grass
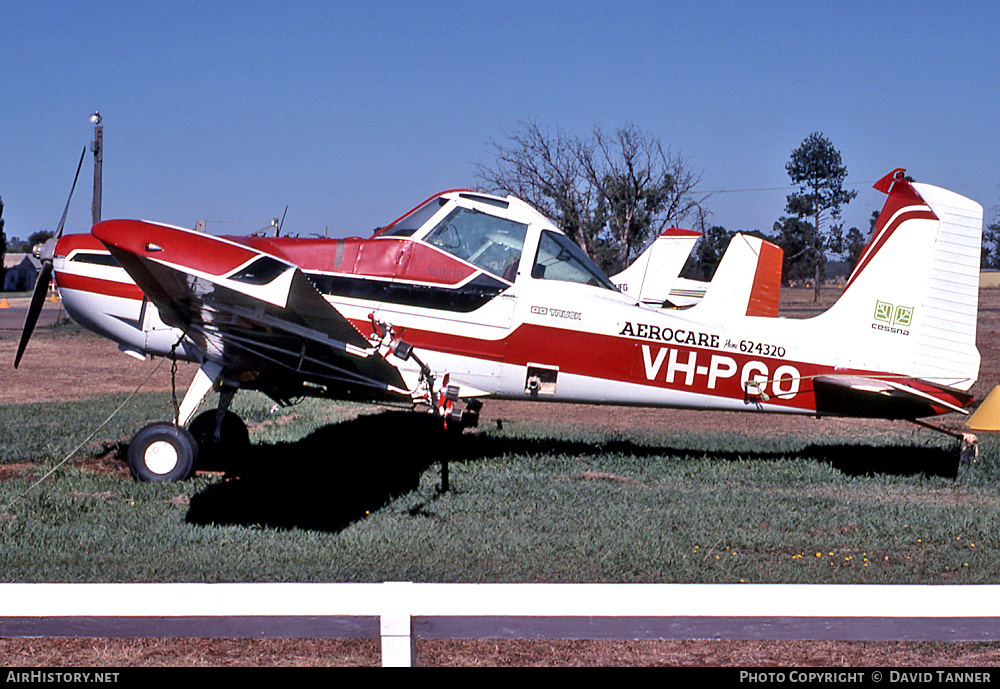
[2,392,1000,584]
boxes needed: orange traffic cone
[0,298,9,308]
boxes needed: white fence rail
[2,583,1000,666]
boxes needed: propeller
[13,147,86,369]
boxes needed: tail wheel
[127,422,199,482]
[187,409,250,472]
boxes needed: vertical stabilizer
[689,233,783,318]
[610,229,700,306]
[816,170,983,390]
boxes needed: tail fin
[610,228,700,306]
[689,233,783,318]
[816,169,983,390]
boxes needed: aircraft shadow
[185,411,446,532]
[457,433,961,480]
[184,410,961,533]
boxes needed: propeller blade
[55,147,87,239]
[14,148,87,368]
[13,262,54,369]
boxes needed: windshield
[424,207,527,282]
[530,230,616,290]
[381,197,448,237]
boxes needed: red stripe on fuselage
[346,317,822,411]
[55,271,145,301]
[503,324,818,409]
[347,318,972,413]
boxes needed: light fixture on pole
[89,111,103,226]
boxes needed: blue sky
[2,0,998,244]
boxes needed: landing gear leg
[175,362,221,427]
[127,362,250,483]
[126,362,221,483]
[439,459,449,494]
[187,385,249,472]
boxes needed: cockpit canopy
[383,190,616,290]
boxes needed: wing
[91,219,408,402]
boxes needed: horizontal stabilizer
[667,276,708,306]
[813,375,974,420]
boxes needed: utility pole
[89,111,103,226]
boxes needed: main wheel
[187,409,250,472]
[127,422,199,482]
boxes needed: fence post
[380,581,415,667]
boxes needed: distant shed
[3,254,41,291]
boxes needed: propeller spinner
[13,147,86,369]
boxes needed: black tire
[187,409,250,472]
[127,422,199,482]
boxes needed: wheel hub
[144,440,179,475]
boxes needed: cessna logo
[873,300,913,335]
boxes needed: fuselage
[53,187,976,420]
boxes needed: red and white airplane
[14,161,988,482]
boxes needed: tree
[843,226,867,272]
[477,121,706,274]
[578,124,705,272]
[783,132,858,301]
[27,230,53,246]
[477,122,606,261]
[685,224,733,281]
[984,182,1000,268]
[771,215,818,284]
[984,221,1000,269]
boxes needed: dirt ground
[2,289,1000,667]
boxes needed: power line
[696,181,877,195]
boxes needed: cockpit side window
[531,230,617,290]
[424,207,527,282]
[229,256,289,285]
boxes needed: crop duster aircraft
[13,158,989,482]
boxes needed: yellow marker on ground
[967,386,1000,431]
